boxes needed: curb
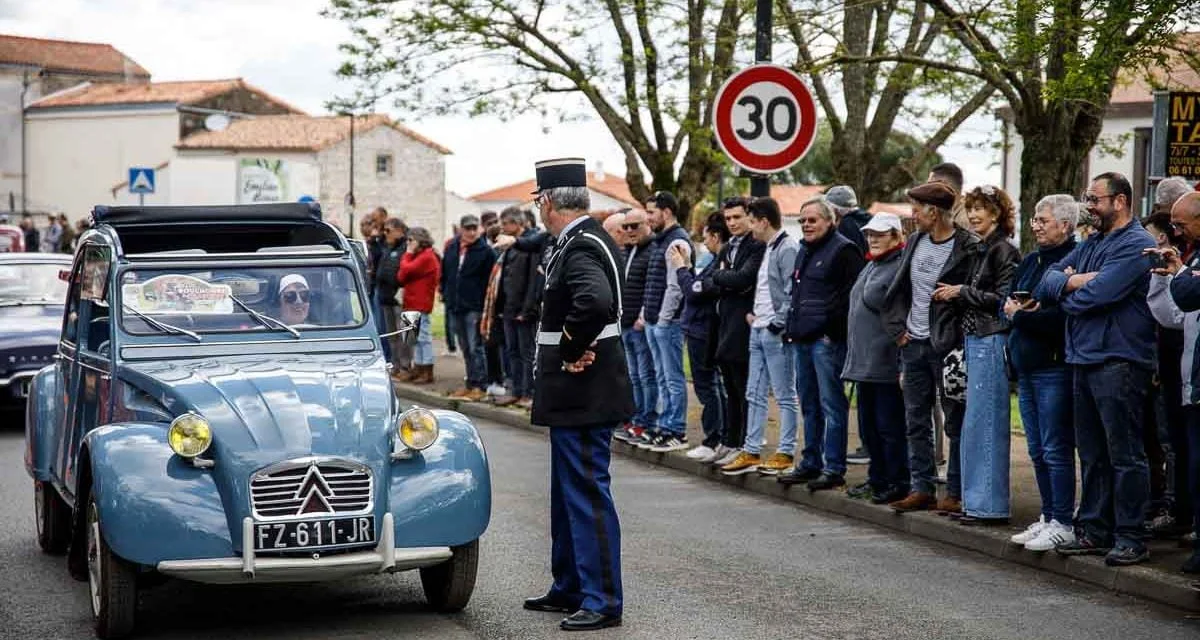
[396,383,1200,613]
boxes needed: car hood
[0,305,63,349]
[118,352,394,465]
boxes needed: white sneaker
[686,445,717,460]
[699,444,731,463]
[1025,520,1074,552]
[486,383,508,397]
[1010,516,1048,544]
[713,447,741,466]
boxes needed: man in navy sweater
[1035,172,1157,566]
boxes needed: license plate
[254,515,375,551]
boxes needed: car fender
[83,424,233,566]
[388,409,491,547]
[24,365,59,481]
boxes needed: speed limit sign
[713,64,819,174]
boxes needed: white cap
[862,213,902,234]
[278,274,309,295]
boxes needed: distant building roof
[28,78,303,113]
[0,33,150,78]
[470,172,639,207]
[176,113,451,155]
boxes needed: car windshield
[0,262,70,305]
[119,265,366,335]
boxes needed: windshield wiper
[228,294,300,338]
[121,303,202,342]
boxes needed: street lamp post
[345,113,357,237]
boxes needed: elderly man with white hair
[1002,194,1079,551]
[1156,176,1194,213]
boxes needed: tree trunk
[1014,104,1104,251]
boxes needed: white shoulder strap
[580,232,623,322]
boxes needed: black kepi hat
[533,157,587,193]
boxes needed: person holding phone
[1004,194,1079,551]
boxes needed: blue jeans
[1074,360,1151,548]
[450,310,486,390]
[744,327,798,456]
[413,311,434,365]
[795,338,850,476]
[1018,366,1075,524]
[857,381,909,492]
[647,322,687,435]
[687,334,726,448]
[621,329,658,429]
[444,308,458,352]
[372,292,392,361]
[961,333,1011,518]
[503,317,536,398]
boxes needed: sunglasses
[281,290,310,304]
[621,222,641,231]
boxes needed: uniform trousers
[548,424,623,616]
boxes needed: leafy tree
[323,0,755,224]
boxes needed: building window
[376,153,393,177]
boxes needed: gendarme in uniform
[522,157,634,632]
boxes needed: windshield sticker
[122,274,233,314]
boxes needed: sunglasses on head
[281,290,310,304]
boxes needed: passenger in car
[278,274,311,325]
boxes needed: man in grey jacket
[720,197,801,476]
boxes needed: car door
[52,258,85,497]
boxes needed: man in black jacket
[441,214,498,401]
[522,158,631,632]
[375,217,408,370]
[494,207,542,407]
[614,208,659,443]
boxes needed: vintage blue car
[0,252,72,406]
[23,203,491,639]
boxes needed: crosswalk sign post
[128,167,156,206]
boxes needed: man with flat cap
[523,157,633,631]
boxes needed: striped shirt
[906,234,955,339]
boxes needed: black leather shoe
[777,466,821,485]
[524,594,577,613]
[561,609,622,631]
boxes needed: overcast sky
[0,0,1001,199]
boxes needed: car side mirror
[379,310,421,347]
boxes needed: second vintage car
[0,252,72,408]
[24,203,491,638]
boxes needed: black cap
[460,214,480,228]
[533,157,587,193]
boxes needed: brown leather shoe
[935,496,962,516]
[412,365,434,384]
[448,387,472,398]
[463,388,487,402]
[890,491,937,513]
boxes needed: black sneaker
[649,434,689,453]
[846,447,870,465]
[777,466,822,485]
[635,431,667,450]
[1105,544,1149,567]
[846,482,875,500]
[871,485,910,505]
[630,430,658,449]
[1055,534,1112,556]
[807,472,846,492]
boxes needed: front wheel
[87,495,138,639]
[420,540,479,612]
[34,480,71,553]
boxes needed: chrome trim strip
[0,370,37,386]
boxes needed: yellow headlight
[398,408,439,451]
[168,413,212,458]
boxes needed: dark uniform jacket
[531,217,635,427]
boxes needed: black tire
[419,540,479,612]
[34,480,71,554]
[86,495,137,639]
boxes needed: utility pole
[750,0,772,198]
[346,113,357,237]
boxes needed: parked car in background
[24,203,491,639]
[0,253,71,408]
[0,223,27,253]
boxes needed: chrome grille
[249,458,373,520]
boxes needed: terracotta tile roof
[470,173,641,207]
[176,113,451,154]
[1110,34,1200,105]
[0,33,149,77]
[28,78,304,113]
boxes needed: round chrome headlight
[397,408,439,451]
[168,413,212,458]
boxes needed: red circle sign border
[713,64,818,174]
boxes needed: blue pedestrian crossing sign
[128,167,156,194]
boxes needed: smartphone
[1011,290,1032,303]
[1147,252,1167,270]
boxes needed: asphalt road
[1,415,1198,640]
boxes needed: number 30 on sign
[713,64,819,175]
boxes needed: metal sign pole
[750,0,773,198]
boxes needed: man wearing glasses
[613,209,660,444]
[1035,172,1157,566]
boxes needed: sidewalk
[399,337,1200,613]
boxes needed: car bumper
[154,513,452,584]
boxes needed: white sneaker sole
[651,444,689,453]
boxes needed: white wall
[169,153,238,205]
[1087,114,1150,181]
[25,108,178,220]
[445,191,481,244]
